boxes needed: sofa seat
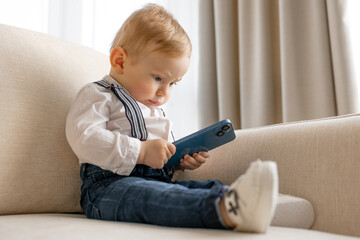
[0,214,358,240]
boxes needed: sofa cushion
[0,214,357,240]
[0,24,109,214]
[271,194,314,229]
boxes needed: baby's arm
[66,84,141,175]
[137,139,176,169]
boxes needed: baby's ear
[110,47,127,74]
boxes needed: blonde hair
[110,3,192,61]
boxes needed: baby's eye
[153,75,162,81]
[170,82,178,86]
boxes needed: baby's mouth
[148,99,160,105]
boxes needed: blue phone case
[165,119,236,168]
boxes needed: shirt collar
[102,75,162,112]
[103,75,122,86]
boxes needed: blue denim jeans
[80,163,228,229]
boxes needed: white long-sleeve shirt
[66,75,173,175]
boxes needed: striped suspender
[95,80,148,141]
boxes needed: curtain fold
[198,1,219,128]
[214,0,241,129]
[326,0,360,115]
[198,0,359,129]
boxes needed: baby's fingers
[191,153,206,164]
[180,155,200,169]
[197,151,210,158]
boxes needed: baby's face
[121,50,190,108]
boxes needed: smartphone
[165,119,236,168]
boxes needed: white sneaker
[224,160,278,233]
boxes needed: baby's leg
[83,176,228,229]
[173,179,225,190]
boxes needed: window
[0,0,199,137]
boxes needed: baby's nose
[157,87,168,96]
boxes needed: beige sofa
[0,24,359,239]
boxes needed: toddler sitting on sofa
[66,3,278,233]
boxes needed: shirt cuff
[114,137,141,176]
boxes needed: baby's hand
[138,139,176,169]
[179,151,210,170]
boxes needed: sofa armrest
[175,114,360,238]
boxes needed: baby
[66,3,278,232]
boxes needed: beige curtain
[198,0,359,129]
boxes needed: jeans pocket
[83,191,102,220]
[87,203,101,220]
